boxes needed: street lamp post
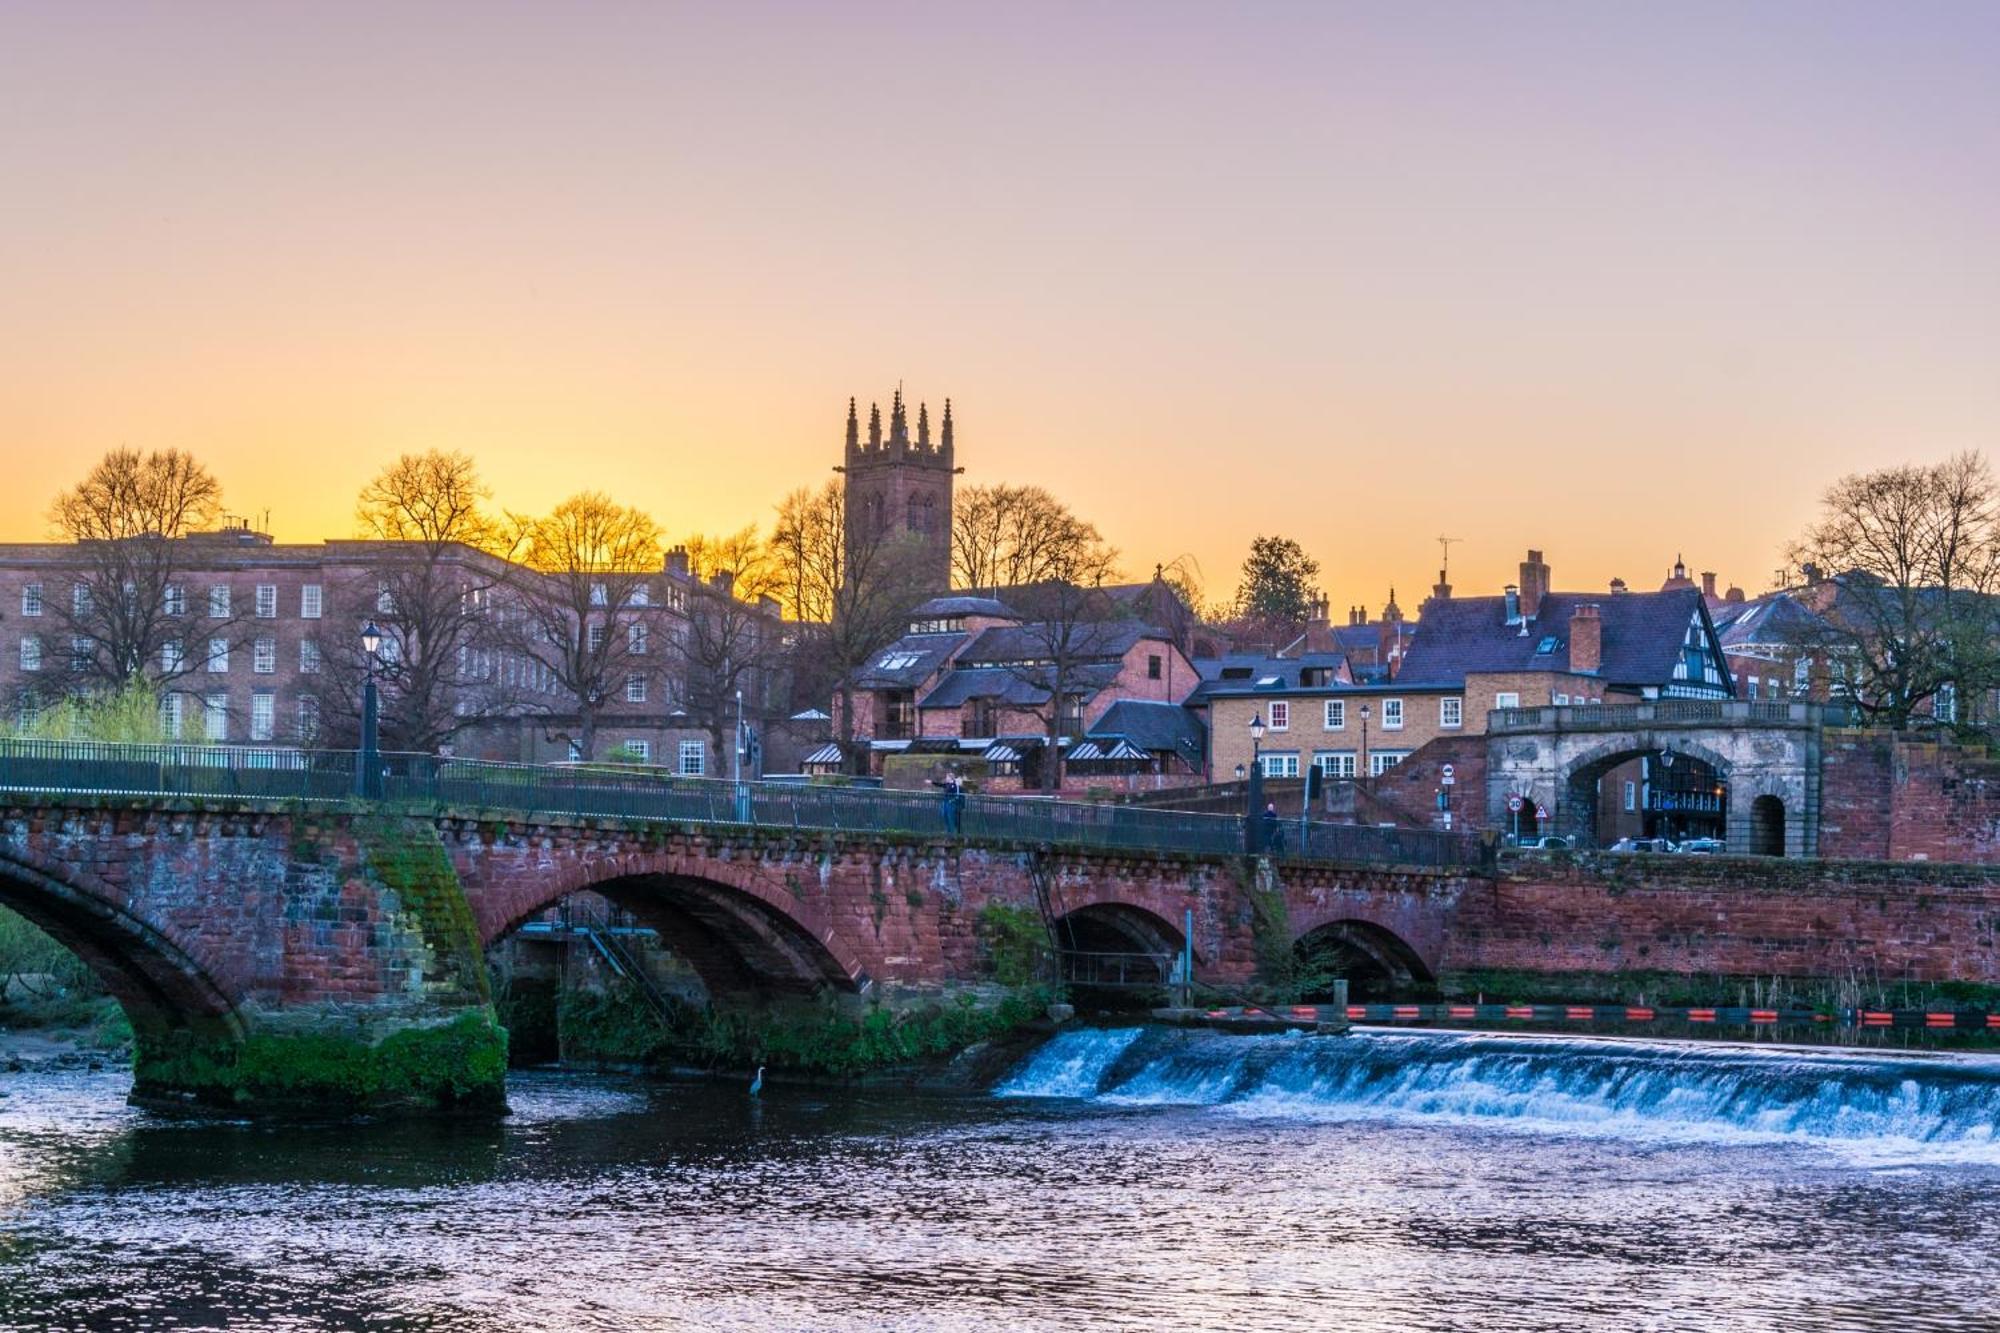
[357,621,382,800]
[1358,702,1372,783]
[1246,711,1266,854]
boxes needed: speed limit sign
[1507,794,1523,813]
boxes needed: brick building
[0,523,785,772]
[837,389,957,595]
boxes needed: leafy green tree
[1234,535,1323,628]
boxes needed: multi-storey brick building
[837,389,958,595]
[0,523,784,773]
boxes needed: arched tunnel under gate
[1293,919,1435,1003]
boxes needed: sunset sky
[2,2,1996,612]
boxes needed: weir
[997,1026,2000,1163]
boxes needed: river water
[5,1026,2000,1332]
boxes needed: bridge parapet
[1489,699,1823,735]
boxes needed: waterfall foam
[996,1026,2000,1165]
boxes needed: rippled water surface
[6,1028,2000,1331]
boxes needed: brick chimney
[1701,571,1717,600]
[1569,603,1602,674]
[1518,549,1550,621]
[1609,577,1628,596]
[665,546,690,578]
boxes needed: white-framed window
[159,693,183,739]
[378,635,399,665]
[18,635,41,672]
[300,639,321,674]
[1323,699,1345,730]
[20,584,41,617]
[297,696,321,743]
[1440,697,1463,729]
[1793,657,1811,691]
[1554,693,1569,706]
[1261,751,1300,778]
[625,674,647,703]
[1624,779,1637,812]
[203,691,228,741]
[626,739,651,763]
[300,584,322,619]
[70,636,92,670]
[1746,678,1758,700]
[628,623,648,655]
[587,624,606,651]
[1937,682,1957,724]
[250,690,275,742]
[1382,698,1404,730]
[1267,700,1290,730]
[630,584,650,607]
[72,584,91,617]
[252,636,276,674]
[589,582,608,607]
[1495,691,1520,710]
[208,585,230,618]
[1314,750,1356,778]
[1370,750,1408,776]
[163,584,185,616]
[207,637,230,673]
[376,582,395,614]
[161,639,185,674]
[678,740,706,776]
[255,585,277,619]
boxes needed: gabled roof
[1395,587,1716,690]
[1087,699,1206,756]
[852,632,967,689]
[912,594,1017,619]
[956,620,1154,665]
[917,661,1123,708]
[1712,593,1826,648]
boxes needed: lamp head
[1249,713,1265,743]
[360,621,382,656]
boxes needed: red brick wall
[1453,855,2000,985]
[1821,731,2000,863]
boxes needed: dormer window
[876,651,922,672]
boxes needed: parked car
[1514,835,1572,852]
[1675,837,1726,855]
[1608,837,1675,853]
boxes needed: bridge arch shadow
[0,850,242,1047]
[484,865,868,1005]
[1049,902,1188,991]
[1293,918,1434,1002]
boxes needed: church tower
[836,388,960,592]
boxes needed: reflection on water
[4,1031,2000,1331]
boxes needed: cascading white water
[996,1026,2000,1164]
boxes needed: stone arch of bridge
[1292,916,1436,1001]
[470,852,869,1000]
[0,846,242,1042]
[1048,900,1190,991]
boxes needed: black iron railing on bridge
[0,738,1486,870]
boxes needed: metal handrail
[0,737,1484,869]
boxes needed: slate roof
[1087,699,1206,757]
[1711,593,1826,649]
[918,662,1122,708]
[911,594,1017,619]
[1185,652,1351,703]
[851,633,967,689]
[1394,587,1714,690]
[955,620,1154,665]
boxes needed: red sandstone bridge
[2,738,1996,1116]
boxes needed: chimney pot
[1569,602,1603,673]
[1518,549,1550,621]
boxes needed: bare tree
[501,492,664,761]
[38,448,235,704]
[1786,451,2000,734]
[951,483,1116,596]
[671,526,784,767]
[311,451,520,752]
[987,544,1123,792]
[772,480,931,766]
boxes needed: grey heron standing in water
[749,1065,765,1096]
